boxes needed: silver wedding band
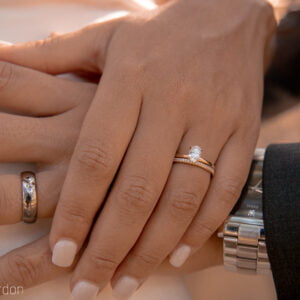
[21,171,38,223]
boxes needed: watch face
[232,159,263,219]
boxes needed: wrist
[174,0,275,22]
[170,0,276,56]
[172,0,275,27]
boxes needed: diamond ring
[174,146,215,176]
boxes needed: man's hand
[0,236,70,295]
[0,59,96,224]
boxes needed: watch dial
[232,159,263,219]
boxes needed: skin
[0,62,222,295]
[0,236,222,296]
[0,62,96,224]
[0,0,276,298]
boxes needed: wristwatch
[218,148,271,275]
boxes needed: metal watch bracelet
[220,217,271,275]
[218,149,271,275]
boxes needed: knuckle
[169,190,200,218]
[117,176,155,215]
[76,137,113,178]
[192,220,216,242]
[58,201,92,227]
[87,250,118,273]
[34,36,54,49]
[5,254,38,287]
[131,251,161,268]
[217,177,243,207]
[0,61,13,91]
[32,38,60,73]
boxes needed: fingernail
[113,276,140,300]
[72,281,99,300]
[169,244,192,268]
[52,240,77,267]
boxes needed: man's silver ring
[21,171,38,224]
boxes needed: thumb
[0,18,123,75]
[0,235,72,293]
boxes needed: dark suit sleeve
[263,143,300,300]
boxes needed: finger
[0,112,77,163]
[0,235,220,295]
[0,235,72,294]
[0,167,66,225]
[0,61,96,116]
[171,127,259,266]
[0,19,122,74]
[49,65,142,268]
[110,131,225,298]
[69,107,183,297]
[157,235,223,276]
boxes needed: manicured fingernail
[113,276,140,300]
[52,240,77,267]
[72,281,99,300]
[169,244,192,268]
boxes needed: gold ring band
[174,146,215,176]
[174,157,215,176]
[175,154,214,167]
[21,171,38,224]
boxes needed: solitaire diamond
[188,146,202,162]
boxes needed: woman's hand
[0,59,221,288]
[0,61,222,295]
[0,0,276,298]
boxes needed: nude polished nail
[72,281,99,300]
[52,240,77,267]
[169,244,192,268]
[113,276,140,300]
